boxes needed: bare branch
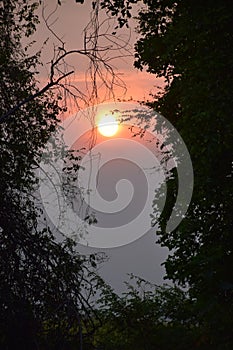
[0,71,74,123]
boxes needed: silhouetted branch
[0,71,73,123]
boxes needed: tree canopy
[133,0,233,347]
[0,1,99,348]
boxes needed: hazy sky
[36,0,169,293]
[34,0,164,103]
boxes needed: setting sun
[97,114,119,137]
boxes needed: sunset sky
[34,0,165,105]
[36,0,168,293]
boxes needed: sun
[97,114,119,137]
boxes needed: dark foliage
[0,1,98,348]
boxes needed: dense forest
[0,0,232,349]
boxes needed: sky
[34,0,165,104]
[35,0,169,294]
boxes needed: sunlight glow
[97,114,119,137]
